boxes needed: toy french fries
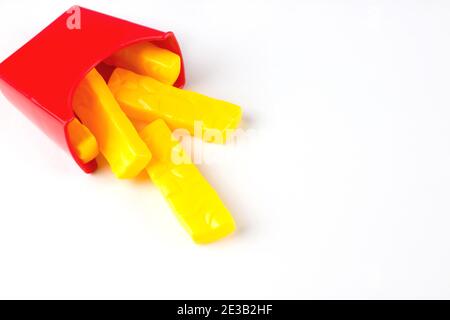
[104,42,181,85]
[71,63,240,242]
[72,68,152,179]
[108,68,242,143]
[0,7,241,244]
[67,118,99,164]
[140,119,236,243]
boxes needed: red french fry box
[0,6,185,173]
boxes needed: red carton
[0,6,185,173]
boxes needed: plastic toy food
[73,68,152,178]
[0,7,241,244]
[140,119,236,243]
[108,68,242,143]
[104,42,181,85]
[67,118,99,164]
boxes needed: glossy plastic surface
[104,42,181,85]
[73,69,151,178]
[0,7,185,173]
[140,119,236,244]
[109,68,242,144]
[67,118,99,164]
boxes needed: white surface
[0,0,450,299]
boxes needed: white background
[0,0,450,299]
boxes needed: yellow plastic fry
[140,119,236,244]
[104,42,181,85]
[108,68,242,144]
[72,68,152,178]
[67,118,99,164]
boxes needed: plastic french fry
[140,119,236,244]
[72,68,152,178]
[67,118,99,164]
[104,42,181,85]
[108,68,242,144]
